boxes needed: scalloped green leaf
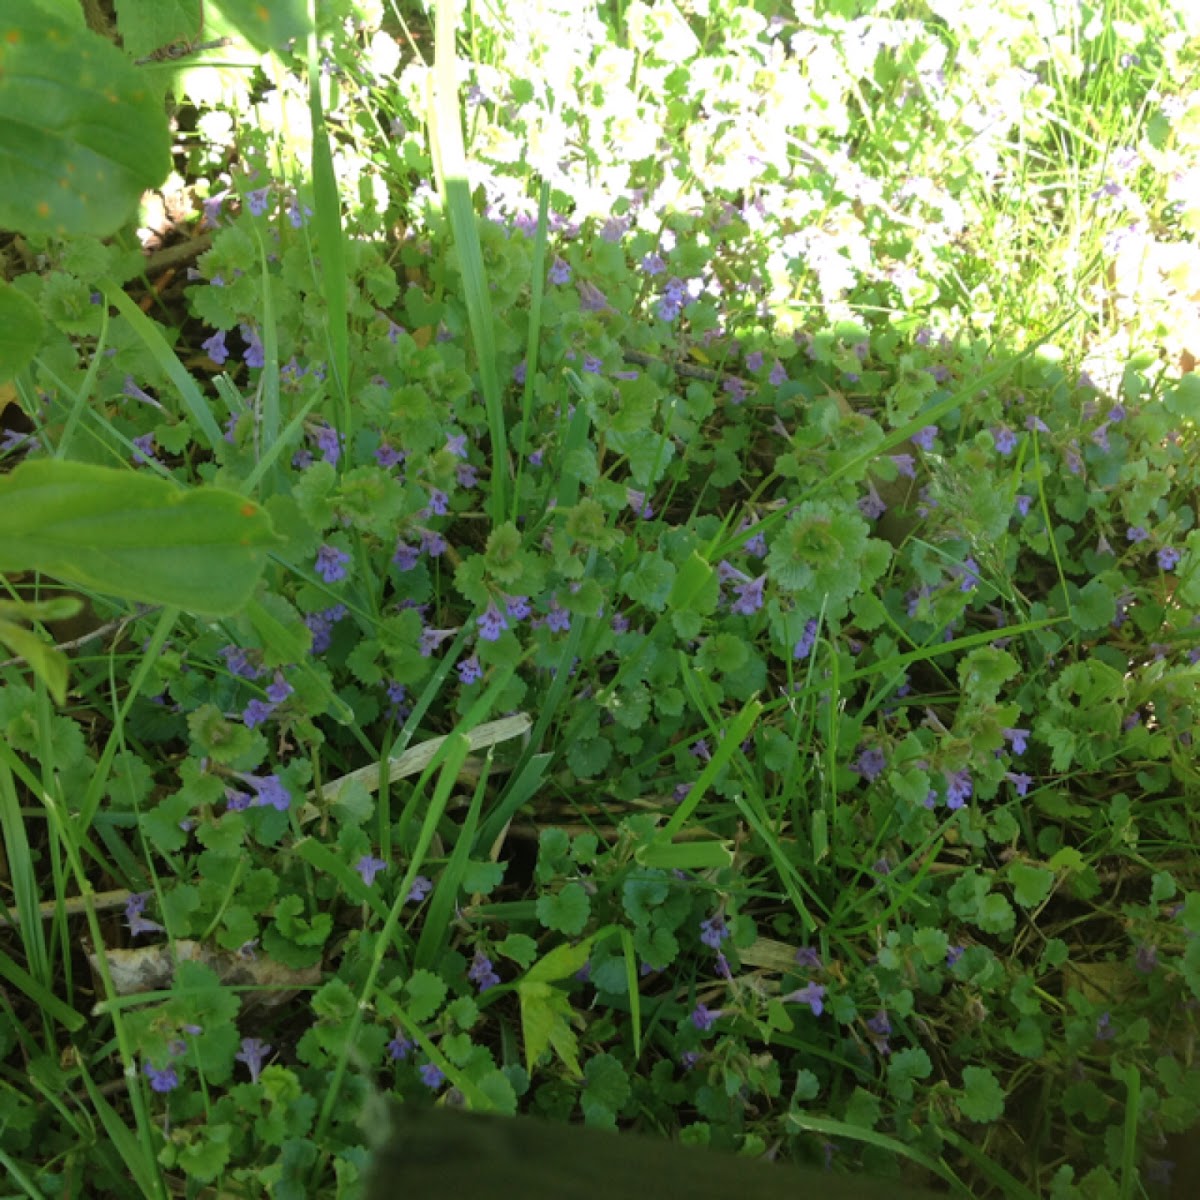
[0,10,171,237]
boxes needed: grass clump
[2,2,1200,1197]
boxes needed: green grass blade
[430,0,507,521]
[99,283,224,452]
[305,2,350,409]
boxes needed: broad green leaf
[525,936,595,984]
[0,283,45,381]
[1009,863,1054,909]
[535,881,591,935]
[114,0,199,62]
[634,838,734,870]
[0,459,282,615]
[518,979,582,1078]
[0,10,171,237]
[207,0,310,54]
[958,1066,1006,1123]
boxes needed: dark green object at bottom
[364,1101,960,1199]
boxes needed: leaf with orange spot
[0,11,171,237]
[0,459,283,615]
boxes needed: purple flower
[1006,771,1032,797]
[315,545,351,583]
[421,530,447,557]
[125,893,164,937]
[388,1034,415,1060]
[426,488,449,517]
[956,557,981,592]
[131,433,157,465]
[1095,1011,1115,1041]
[356,855,388,886]
[286,196,311,228]
[867,1010,891,1037]
[376,443,404,468]
[266,672,293,704]
[457,655,483,685]
[546,601,571,633]
[795,946,822,969]
[912,425,938,451]
[246,186,271,216]
[221,645,261,679]
[314,424,342,465]
[143,1061,179,1093]
[946,945,964,966]
[406,876,432,903]
[420,627,458,656]
[242,698,275,728]
[225,788,252,812]
[419,1062,445,1090]
[858,484,886,520]
[690,1003,722,1032]
[549,257,571,285]
[505,595,531,620]
[1134,943,1158,975]
[578,281,610,312]
[1003,727,1030,754]
[855,747,887,782]
[513,360,527,385]
[730,574,766,616]
[1127,525,1149,543]
[994,427,1018,455]
[699,915,730,949]
[599,215,628,242]
[745,350,764,372]
[468,950,501,992]
[240,323,265,368]
[783,982,826,1016]
[202,329,229,364]
[769,360,787,386]
[1158,546,1181,570]
[1014,494,1033,517]
[945,769,972,810]
[392,540,419,571]
[236,1037,271,1083]
[477,602,509,642]
[641,252,666,276]
[201,192,226,228]
[890,454,916,478]
[235,772,290,812]
[304,604,346,654]
[793,619,818,660]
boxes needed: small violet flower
[419,1062,445,1090]
[699,915,730,949]
[236,1037,271,1083]
[783,982,826,1016]
[202,329,229,365]
[143,1062,179,1093]
[239,323,265,368]
[125,893,164,937]
[315,545,351,584]
[945,769,972,810]
[477,602,509,642]
[356,855,388,886]
[468,950,501,993]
